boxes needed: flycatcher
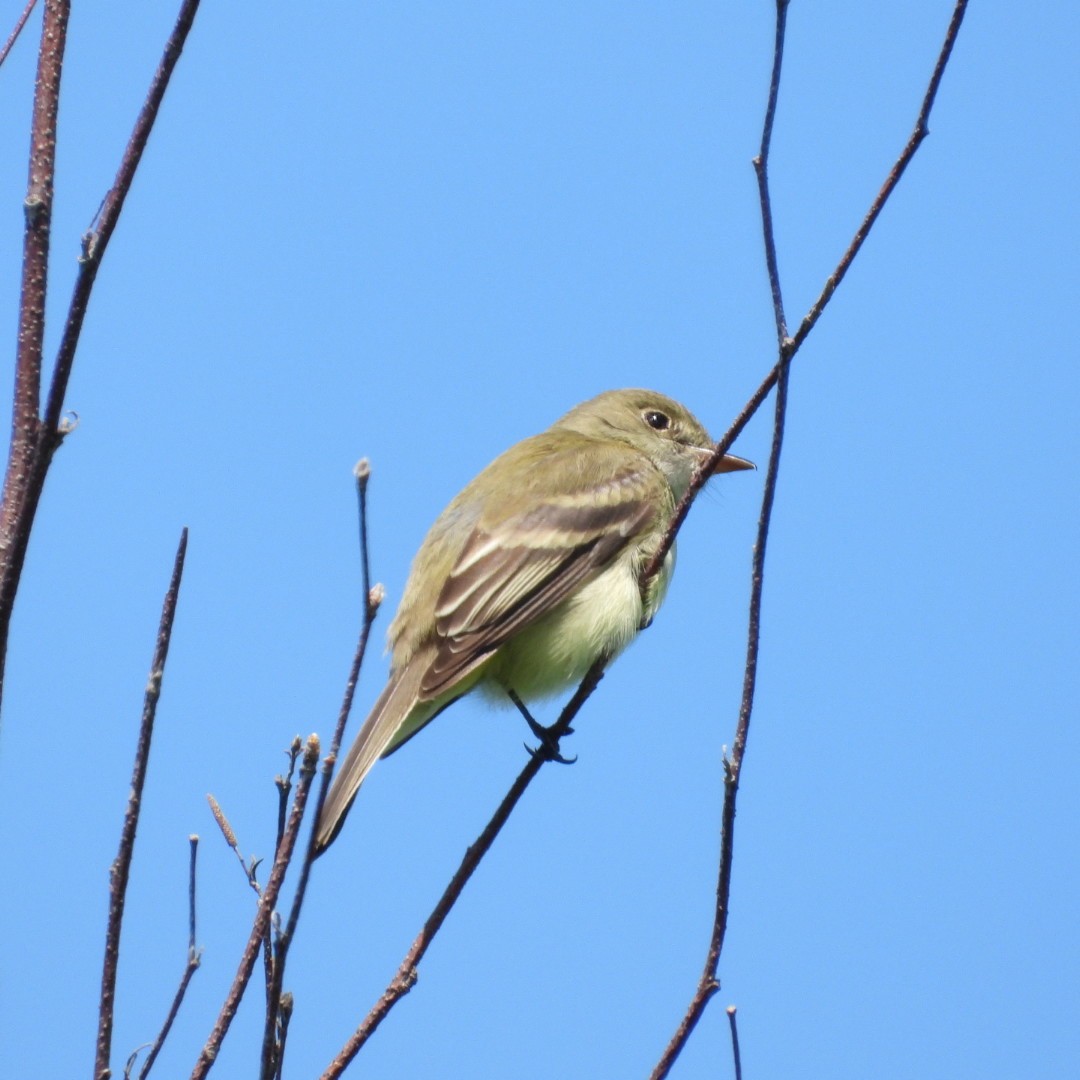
[314,388,753,854]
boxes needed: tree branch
[0,0,69,710]
[651,1,969,1074]
[0,0,202,716]
[258,461,383,1080]
[320,663,607,1079]
[136,835,203,1080]
[94,529,189,1080]
[0,0,39,71]
[190,736,320,1080]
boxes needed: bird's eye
[643,410,670,431]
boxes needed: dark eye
[643,410,670,431]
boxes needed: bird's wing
[420,475,657,698]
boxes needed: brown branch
[653,322,793,1080]
[790,0,969,354]
[94,529,189,1080]
[320,664,607,1080]
[0,0,69,711]
[260,460,383,1080]
[0,0,38,70]
[644,0,969,588]
[137,836,203,1080]
[190,736,321,1080]
[651,1,969,1074]
[42,0,202,436]
[0,0,202,717]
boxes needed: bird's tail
[313,662,429,855]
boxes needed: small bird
[314,388,753,854]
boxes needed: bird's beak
[711,452,756,475]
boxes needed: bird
[314,388,753,854]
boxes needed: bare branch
[259,461,383,1079]
[137,836,203,1080]
[0,0,203,718]
[726,1006,743,1080]
[94,530,189,1080]
[321,664,606,1079]
[644,0,969,589]
[651,1,969,1074]
[191,736,320,1079]
[42,0,202,436]
[0,0,69,709]
[0,0,39,70]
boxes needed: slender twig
[0,0,38,69]
[789,0,969,355]
[754,0,791,346]
[0,0,202,717]
[321,663,606,1079]
[274,738,303,852]
[42,0,202,435]
[651,2,969,1075]
[259,460,383,1080]
[137,836,203,1080]
[190,736,320,1080]
[726,1006,743,1080]
[94,530,189,1080]
[644,0,969,587]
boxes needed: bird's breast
[481,544,675,702]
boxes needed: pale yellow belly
[481,545,675,702]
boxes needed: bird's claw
[523,739,577,766]
[509,689,576,764]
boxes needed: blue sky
[1,3,1077,1078]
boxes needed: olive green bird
[314,388,753,854]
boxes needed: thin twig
[137,836,203,1080]
[190,736,320,1080]
[259,460,383,1080]
[274,738,303,852]
[789,0,969,354]
[726,1006,742,1080]
[320,664,607,1079]
[653,323,793,1080]
[644,0,969,588]
[0,0,38,69]
[0,0,202,718]
[94,530,189,1080]
[651,1,969,1074]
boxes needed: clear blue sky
[1,3,1077,1078]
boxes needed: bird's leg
[507,689,576,765]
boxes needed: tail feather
[314,663,426,855]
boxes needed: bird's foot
[508,689,576,765]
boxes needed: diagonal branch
[0,0,202,717]
[94,529,189,1080]
[644,0,969,587]
[190,737,321,1080]
[651,1,969,1074]
[0,0,39,71]
[320,664,607,1079]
